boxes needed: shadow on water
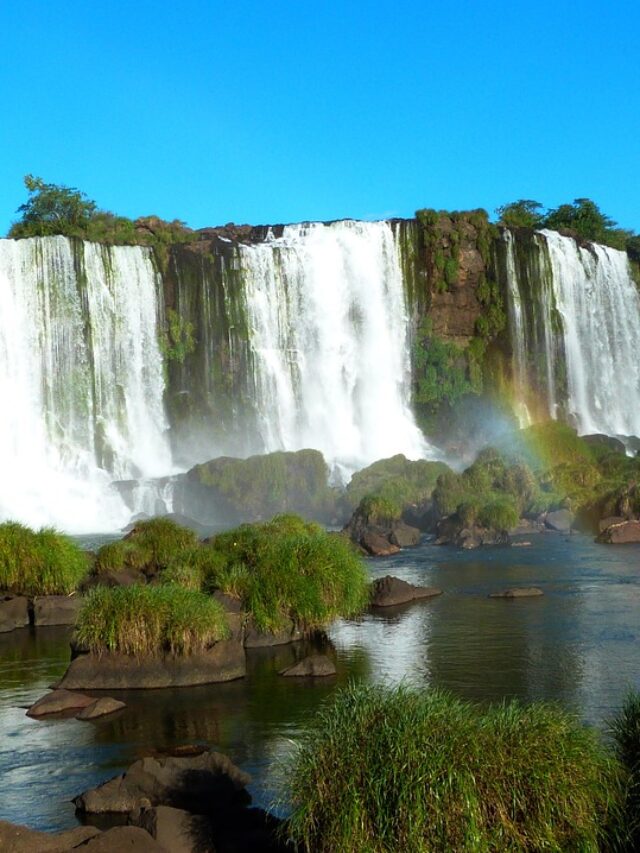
[0,532,639,831]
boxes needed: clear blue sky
[1,0,638,235]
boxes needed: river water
[1,533,639,832]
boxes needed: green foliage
[477,496,519,531]
[160,308,196,364]
[283,683,622,853]
[413,319,477,412]
[9,175,97,238]
[0,521,88,596]
[94,517,199,577]
[76,584,229,657]
[610,691,640,850]
[191,449,336,522]
[344,454,451,514]
[354,495,402,525]
[205,515,369,632]
[496,199,545,229]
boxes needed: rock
[370,575,442,607]
[597,520,640,544]
[26,688,95,717]
[388,521,421,548]
[76,697,127,720]
[244,617,302,648]
[0,594,29,633]
[490,587,544,599]
[280,654,336,677]
[56,641,246,690]
[361,531,400,556]
[582,433,627,454]
[544,509,574,533]
[76,826,166,851]
[598,515,627,533]
[135,805,210,853]
[0,819,100,852]
[32,594,82,626]
[74,749,251,815]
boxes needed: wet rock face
[0,594,29,633]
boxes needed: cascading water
[238,220,431,478]
[0,237,172,532]
[504,228,640,438]
[542,229,640,437]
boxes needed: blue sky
[1,1,638,235]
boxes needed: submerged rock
[371,575,442,607]
[0,594,29,633]
[27,688,95,718]
[490,587,544,599]
[280,654,337,677]
[76,697,127,720]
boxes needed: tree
[9,175,97,238]
[495,199,545,229]
[543,198,618,244]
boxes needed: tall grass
[283,684,623,853]
[94,517,199,576]
[76,584,229,656]
[204,515,370,633]
[0,521,88,595]
[610,691,640,850]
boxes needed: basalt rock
[370,575,442,607]
[56,640,246,690]
[596,519,640,544]
[0,594,29,633]
[32,594,82,626]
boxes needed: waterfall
[542,229,640,437]
[0,237,172,532]
[504,228,640,438]
[238,220,430,478]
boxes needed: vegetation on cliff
[76,584,229,656]
[283,683,623,852]
[0,522,88,596]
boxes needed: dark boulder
[32,594,82,626]
[597,520,640,544]
[360,530,400,556]
[371,575,442,608]
[244,617,302,648]
[26,688,95,718]
[74,749,251,815]
[0,594,29,633]
[389,521,421,548]
[279,654,337,677]
[598,515,627,532]
[56,640,246,690]
[0,819,100,852]
[582,433,627,455]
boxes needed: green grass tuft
[610,691,640,850]
[94,517,199,576]
[205,515,370,633]
[0,521,88,596]
[76,584,229,656]
[283,684,623,852]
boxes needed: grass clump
[94,517,199,577]
[0,521,88,596]
[205,514,369,633]
[283,683,623,853]
[343,453,450,515]
[610,691,640,850]
[76,584,229,656]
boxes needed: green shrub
[478,496,519,531]
[76,584,229,656]
[206,515,369,633]
[283,684,623,853]
[344,454,450,514]
[610,691,640,850]
[0,521,88,596]
[355,495,402,525]
[94,517,199,577]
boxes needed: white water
[238,221,431,478]
[0,237,172,532]
[541,230,640,437]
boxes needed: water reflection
[0,534,639,831]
